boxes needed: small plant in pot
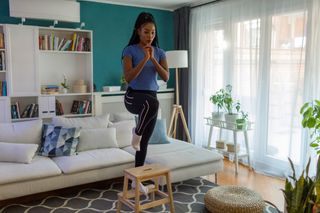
[120,75,128,91]
[60,74,70,93]
[210,87,226,121]
[236,111,249,130]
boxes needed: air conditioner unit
[9,0,80,23]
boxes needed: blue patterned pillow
[39,124,81,157]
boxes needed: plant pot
[61,88,68,94]
[236,118,247,130]
[216,140,225,149]
[224,113,240,129]
[212,112,224,125]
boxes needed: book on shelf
[55,99,64,116]
[0,51,5,70]
[0,80,7,96]
[20,103,38,118]
[70,100,91,114]
[0,33,4,49]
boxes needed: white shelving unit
[1,24,93,122]
[0,25,9,122]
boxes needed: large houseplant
[282,100,320,213]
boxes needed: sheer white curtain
[190,0,320,176]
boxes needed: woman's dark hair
[127,12,159,47]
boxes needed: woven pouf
[204,186,265,213]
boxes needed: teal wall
[0,0,174,91]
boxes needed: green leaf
[310,143,319,148]
[307,117,316,128]
[300,102,309,114]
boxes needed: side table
[204,117,253,174]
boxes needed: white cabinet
[6,25,39,96]
[39,96,55,118]
[0,97,10,122]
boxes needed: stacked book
[41,85,59,94]
[70,100,92,114]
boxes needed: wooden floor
[202,158,285,211]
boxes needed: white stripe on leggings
[137,100,149,133]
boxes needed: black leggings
[124,87,159,167]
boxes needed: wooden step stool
[117,164,175,213]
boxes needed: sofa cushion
[0,142,38,164]
[52,148,134,174]
[0,120,42,145]
[123,138,223,170]
[0,156,62,185]
[39,124,81,157]
[111,120,136,148]
[78,127,118,152]
[148,119,170,144]
[52,114,111,129]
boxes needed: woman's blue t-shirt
[122,44,166,91]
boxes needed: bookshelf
[1,24,93,122]
[0,25,9,122]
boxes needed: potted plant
[281,100,320,213]
[120,75,128,91]
[236,111,249,130]
[300,100,320,212]
[60,74,69,93]
[210,87,227,121]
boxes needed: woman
[122,12,169,169]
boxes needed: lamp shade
[166,50,188,69]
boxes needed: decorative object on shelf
[103,86,121,92]
[60,74,70,94]
[166,50,192,143]
[226,143,240,153]
[216,140,225,149]
[120,75,127,91]
[72,80,87,93]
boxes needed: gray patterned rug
[0,177,280,213]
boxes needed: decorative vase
[62,88,68,94]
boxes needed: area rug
[0,177,280,213]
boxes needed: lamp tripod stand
[167,68,192,143]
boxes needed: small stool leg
[165,173,175,213]
[116,199,122,213]
[123,175,129,199]
[135,178,141,213]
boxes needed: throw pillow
[0,120,42,145]
[78,127,118,152]
[39,124,81,157]
[148,119,170,144]
[52,113,111,129]
[0,142,38,163]
[134,117,170,144]
[110,120,136,148]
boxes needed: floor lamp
[166,50,192,143]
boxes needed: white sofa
[0,115,223,202]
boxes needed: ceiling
[81,0,214,11]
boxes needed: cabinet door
[6,25,39,96]
[0,98,10,122]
